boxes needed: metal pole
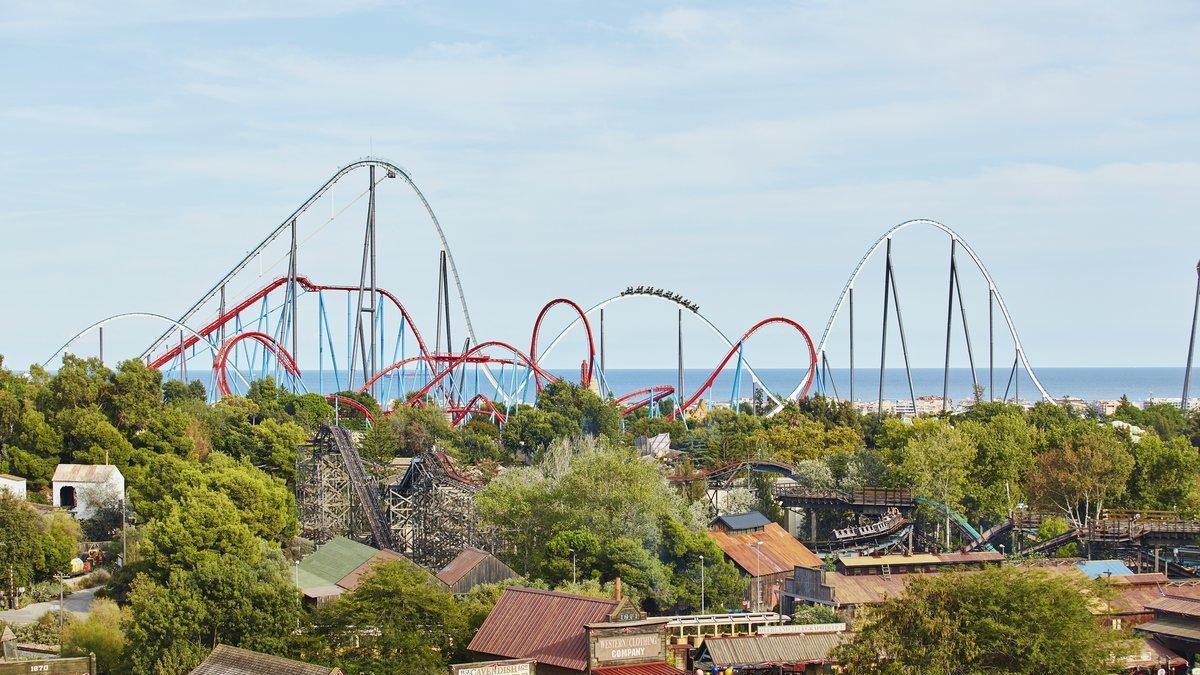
[889,261,918,415]
[878,241,892,417]
[349,170,375,391]
[942,240,956,412]
[289,218,299,386]
[98,326,104,366]
[678,308,685,415]
[600,308,606,396]
[368,169,378,399]
[989,288,994,402]
[121,497,127,567]
[1183,261,1200,409]
[848,287,855,403]
[954,266,980,395]
[699,554,705,613]
[219,284,226,345]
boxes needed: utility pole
[699,554,706,614]
[570,549,577,585]
[121,497,128,567]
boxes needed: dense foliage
[834,566,1130,674]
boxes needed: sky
[2,1,1200,373]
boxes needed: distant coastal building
[0,474,26,501]
[1091,399,1123,416]
[52,464,124,519]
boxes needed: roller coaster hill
[40,157,1200,573]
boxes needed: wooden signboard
[450,658,535,675]
[593,633,663,662]
[0,656,96,675]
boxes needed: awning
[1135,617,1200,643]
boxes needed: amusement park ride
[44,157,1054,426]
[41,158,1200,569]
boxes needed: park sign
[450,658,534,675]
[0,656,96,675]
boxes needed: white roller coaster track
[809,218,1052,403]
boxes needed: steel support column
[1183,261,1200,409]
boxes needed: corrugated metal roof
[190,644,342,674]
[837,554,940,568]
[708,523,821,576]
[296,537,379,589]
[438,547,492,587]
[822,571,916,606]
[712,512,772,531]
[1121,637,1187,668]
[1146,595,1200,618]
[336,549,407,591]
[0,473,25,482]
[1136,616,1200,642]
[935,552,1003,564]
[1076,559,1134,579]
[701,632,848,666]
[592,663,684,675]
[468,587,618,672]
[52,463,119,483]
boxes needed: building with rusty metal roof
[293,536,415,603]
[437,547,519,594]
[469,587,621,674]
[468,587,686,675]
[707,511,821,611]
[693,627,850,674]
[189,644,342,675]
[51,463,124,520]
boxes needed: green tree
[834,567,1129,674]
[63,598,126,673]
[1027,424,1134,525]
[309,560,467,674]
[1128,434,1200,512]
[499,407,576,457]
[958,412,1037,524]
[0,492,46,589]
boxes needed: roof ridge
[504,586,619,604]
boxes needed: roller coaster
[44,157,1056,424]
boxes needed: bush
[77,568,111,589]
[24,580,70,604]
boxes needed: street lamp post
[699,554,706,614]
[53,573,65,648]
[752,541,764,611]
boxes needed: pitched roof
[336,549,407,591]
[712,512,771,531]
[1147,595,1200,618]
[708,522,822,576]
[1136,616,1200,642]
[296,537,379,590]
[700,631,849,667]
[438,547,492,587]
[837,554,940,568]
[818,571,917,606]
[468,587,618,672]
[189,644,342,675]
[0,473,25,482]
[52,464,120,483]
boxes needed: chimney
[615,577,622,600]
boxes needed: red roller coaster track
[325,394,377,424]
[149,276,430,370]
[212,331,301,397]
[405,340,558,407]
[669,316,817,419]
[529,297,595,392]
[614,385,676,417]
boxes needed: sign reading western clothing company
[594,633,662,662]
[450,659,534,675]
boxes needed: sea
[176,367,1190,406]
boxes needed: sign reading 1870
[0,658,95,675]
[594,633,662,662]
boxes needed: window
[59,485,76,509]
